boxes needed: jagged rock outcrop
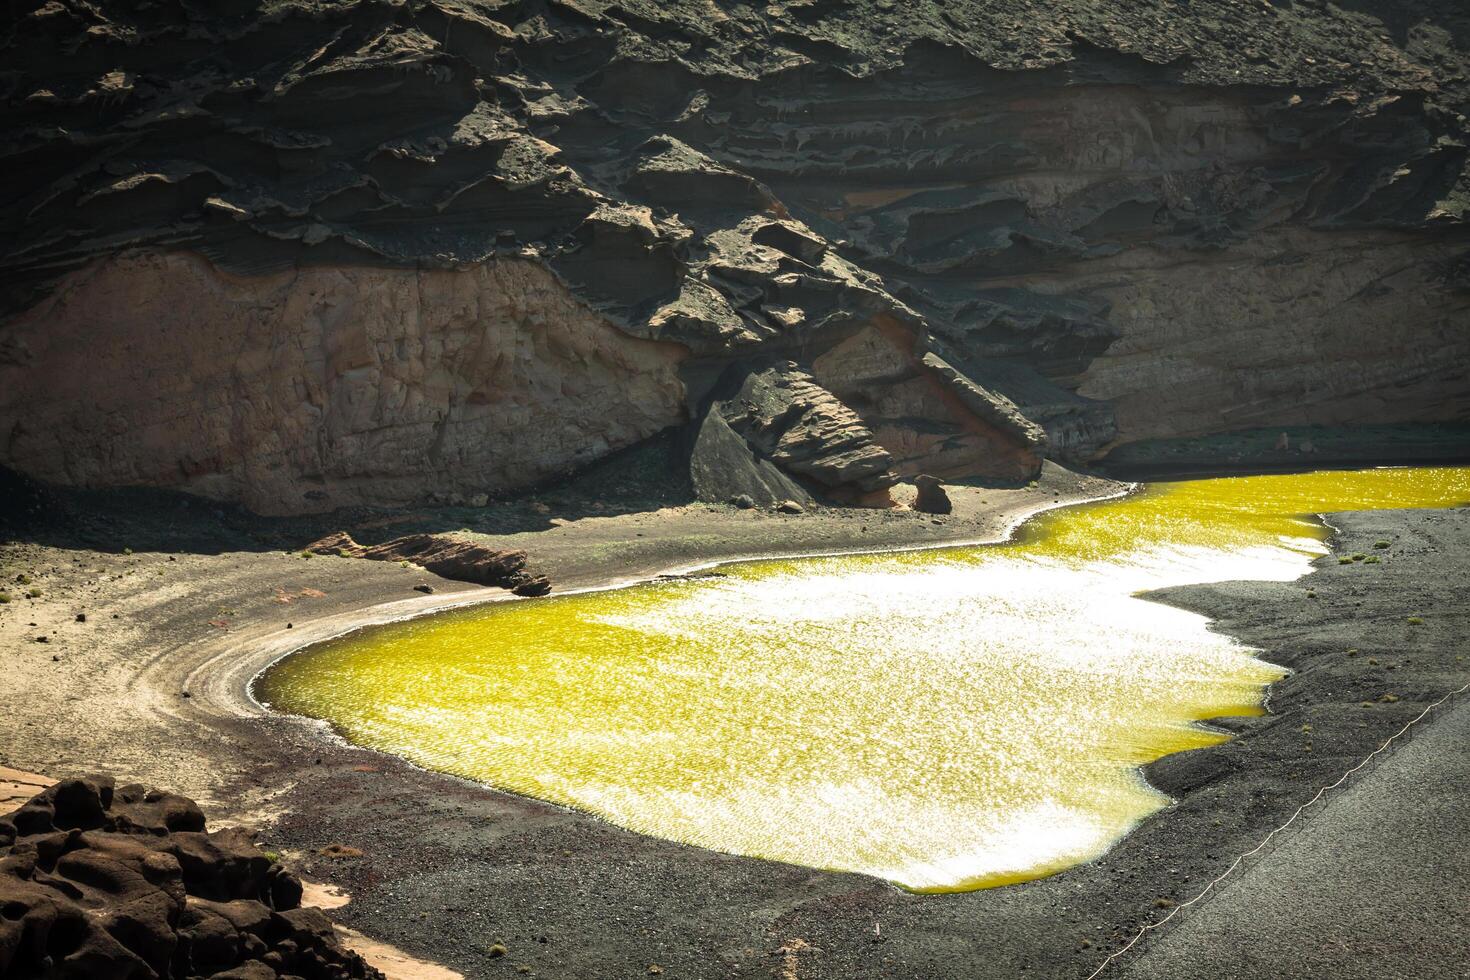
[717,362,898,501]
[2,0,1468,509]
[0,775,381,980]
[913,475,953,516]
[688,409,812,510]
[307,530,551,595]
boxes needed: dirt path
[1121,696,1470,979]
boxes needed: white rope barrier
[1084,680,1470,979]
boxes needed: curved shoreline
[245,501,1470,980]
[0,463,1122,809]
[239,480,1138,719]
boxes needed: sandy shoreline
[0,463,1117,801]
[0,464,1119,972]
[242,471,1134,716]
[3,466,1466,979]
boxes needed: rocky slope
[0,775,381,979]
[2,0,1468,512]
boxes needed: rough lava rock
[688,408,813,510]
[716,362,899,501]
[0,775,382,980]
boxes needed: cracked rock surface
[0,775,382,980]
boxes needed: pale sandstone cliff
[0,253,685,514]
[1070,229,1470,445]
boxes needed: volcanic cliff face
[2,1,1468,512]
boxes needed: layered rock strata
[306,530,552,595]
[2,1,1468,510]
[714,362,898,502]
[0,775,381,980]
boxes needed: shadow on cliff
[1332,0,1470,48]
[0,431,697,558]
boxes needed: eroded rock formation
[307,530,552,595]
[0,775,381,980]
[2,0,1468,511]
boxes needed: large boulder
[726,364,897,493]
[711,362,899,503]
[913,475,953,515]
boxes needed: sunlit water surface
[257,467,1469,891]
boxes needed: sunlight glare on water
[256,467,1470,892]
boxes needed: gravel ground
[1123,696,1470,979]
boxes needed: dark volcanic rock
[309,531,552,595]
[689,407,812,510]
[719,363,898,500]
[913,475,953,515]
[0,776,380,980]
[1,1,1468,510]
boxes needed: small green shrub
[261,849,282,864]
[1338,557,1354,565]
[1407,616,1424,625]
[25,588,41,598]
[1350,553,1367,562]
[122,547,132,556]
[0,592,10,603]
[300,551,313,560]
[1373,540,1391,549]
[1363,555,1381,564]
[15,573,31,585]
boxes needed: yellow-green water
[256,467,1469,892]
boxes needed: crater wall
[3,0,1468,509]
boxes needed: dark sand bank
[256,509,1470,979]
